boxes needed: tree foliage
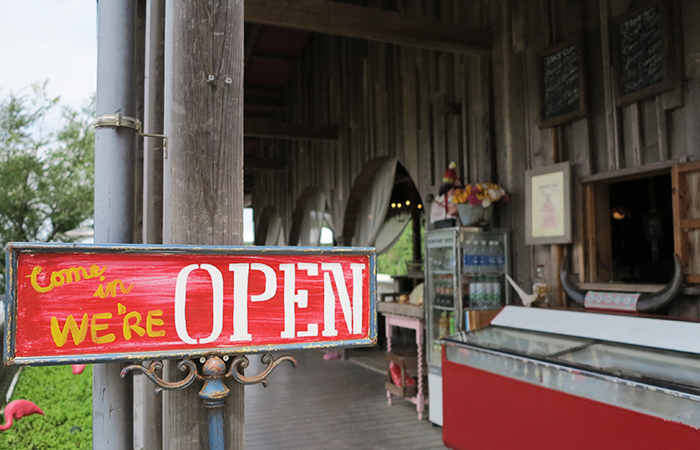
[0,84,95,293]
[377,222,425,276]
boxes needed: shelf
[378,301,424,318]
[431,270,454,275]
[432,305,455,311]
[464,307,503,312]
[385,350,419,398]
[462,271,505,276]
[385,380,417,399]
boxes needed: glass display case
[441,306,700,450]
[424,226,510,425]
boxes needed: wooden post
[133,0,147,245]
[139,1,166,449]
[162,1,244,449]
[412,206,422,263]
[143,0,165,246]
[551,127,565,307]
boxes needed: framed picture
[538,36,587,128]
[525,161,572,245]
[612,0,682,106]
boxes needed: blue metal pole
[199,358,229,450]
[207,408,225,450]
[94,0,137,448]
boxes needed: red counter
[442,347,700,450]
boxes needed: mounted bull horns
[560,253,685,313]
[559,255,585,306]
[637,254,685,312]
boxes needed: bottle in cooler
[463,240,474,273]
[474,240,484,274]
[486,241,496,273]
[438,311,449,339]
[475,276,485,308]
[494,240,505,273]
[492,279,502,308]
[468,280,476,308]
[470,240,478,273]
[483,276,493,307]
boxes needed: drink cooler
[424,227,511,425]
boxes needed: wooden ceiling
[242,0,491,191]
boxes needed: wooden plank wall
[494,0,700,315]
[252,0,497,244]
[251,0,700,317]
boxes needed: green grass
[0,365,92,449]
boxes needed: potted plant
[451,183,509,226]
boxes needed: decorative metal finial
[228,354,297,387]
[120,359,199,393]
[121,353,296,392]
[121,354,297,450]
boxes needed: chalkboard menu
[614,1,679,105]
[539,37,586,128]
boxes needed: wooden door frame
[672,159,700,283]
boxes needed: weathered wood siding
[251,0,700,317]
[252,0,497,243]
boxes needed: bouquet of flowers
[452,183,509,208]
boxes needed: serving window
[608,173,675,283]
[581,163,679,287]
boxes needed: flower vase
[456,203,493,227]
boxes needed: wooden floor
[244,349,446,450]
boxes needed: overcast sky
[0,0,97,118]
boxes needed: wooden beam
[245,83,285,96]
[244,24,262,66]
[244,173,255,187]
[251,51,298,62]
[244,94,286,109]
[680,218,700,230]
[244,117,339,141]
[244,157,286,171]
[579,159,678,184]
[141,1,165,446]
[676,159,700,173]
[244,0,490,55]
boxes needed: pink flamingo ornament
[0,399,44,431]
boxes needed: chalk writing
[542,43,580,122]
[618,4,664,96]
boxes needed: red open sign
[3,244,377,366]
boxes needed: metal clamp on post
[94,113,168,157]
[94,112,141,131]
